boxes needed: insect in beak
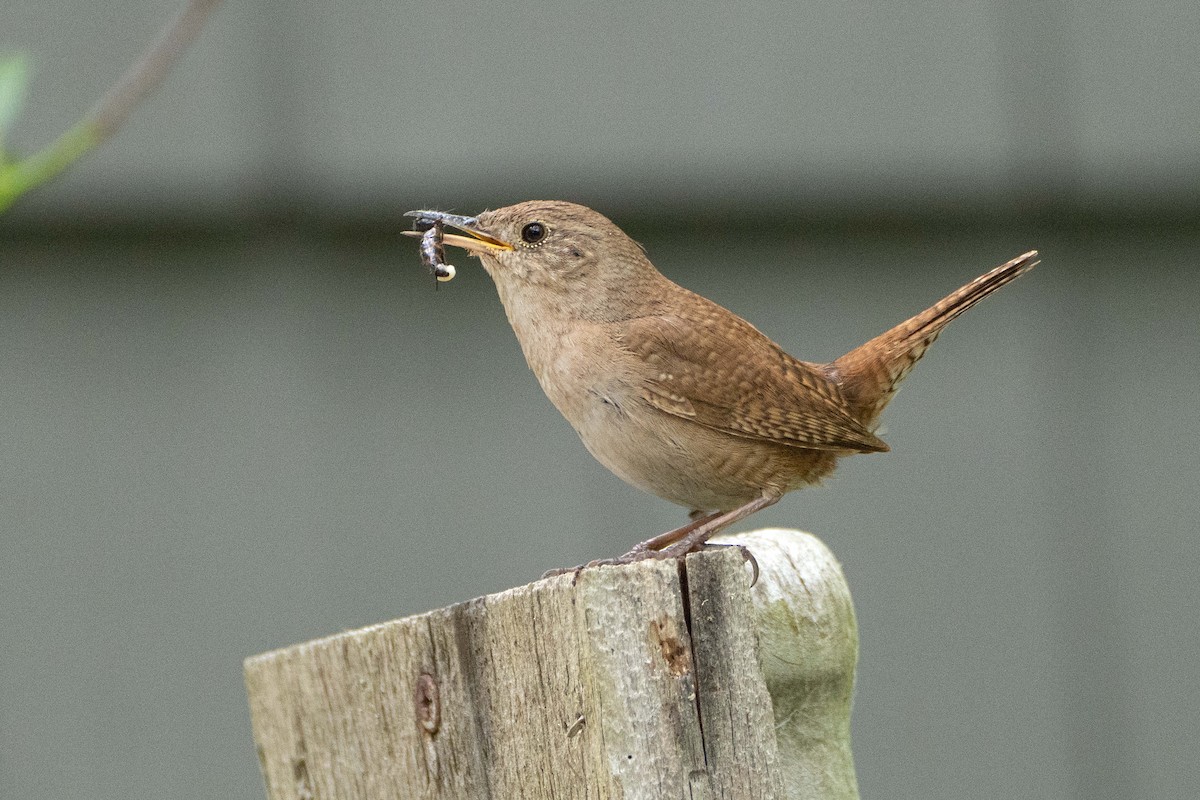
[403,210,515,285]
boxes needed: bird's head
[406,201,663,322]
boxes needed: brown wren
[404,201,1038,568]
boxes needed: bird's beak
[402,210,514,254]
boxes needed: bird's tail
[829,250,1039,428]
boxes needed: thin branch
[0,0,224,212]
[88,0,225,142]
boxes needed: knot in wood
[413,672,441,735]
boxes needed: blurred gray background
[2,1,1198,798]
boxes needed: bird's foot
[703,542,760,586]
[542,493,779,584]
[540,549,660,583]
[540,541,758,585]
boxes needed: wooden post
[244,529,859,800]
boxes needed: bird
[403,201,1038,570]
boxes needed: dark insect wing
[417,220,453,281]
[419,222,444,270]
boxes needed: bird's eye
[521,222,547,244]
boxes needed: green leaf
[0,54,30,152]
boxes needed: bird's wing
[617,308,889,453]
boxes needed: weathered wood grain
[246,530,858,799]
[712,530,860,800]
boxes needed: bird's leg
[654,492,781,559]
[540,512,721,579]
[541,493,779,580]
[612,494,777,583]
[700,540,761,586]
[655,494,779,584]
[622,510,724,557]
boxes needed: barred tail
[830,250,1039,427]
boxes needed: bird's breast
[505,312,840,511]
[517,321,633,425]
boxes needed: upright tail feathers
[830,250,1039,428]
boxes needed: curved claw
[701,542,760,586]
